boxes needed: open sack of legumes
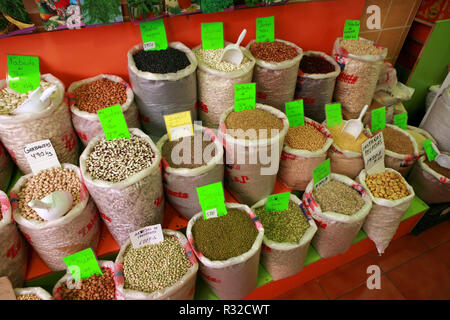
[0,74,79,174]
[279,118,333,190]
[0,190,27,288]
[10,164,100,271]
[251,194,317,281]
[303,174,372,258]
[187,203,264,300]
[80,128,164,246]
[193,44,255,128]
[247,39,303,112]
[115,229,198,300]
[128,42,198,139]
[0,142,13,192]
[15,287,52,300]
[67,74,141,146]
[157,125,224,219]
[218,104,289,205]
[53,260,121,300]
[407,153,450,204]
[405,125,437,156]
[333,38,387,114]
[357,168,414,254]
[295,51,340,122]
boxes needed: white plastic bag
[0,143,13,192]
[421,92,450,152]
[14,287,52,300]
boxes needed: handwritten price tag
[234,83,256,111]
[423,139,438,162]
[266,192,290,212]
[62,248,102,282]
[371,107,386,131]
[313,159,331,190]
[256,16,274,43]
[197,182,227,220]
[130,224,164,249]
[325,103,343,128]
[97,104,130,140]
[164,111,194,141]
[285,100,305,127]
[7,55,40,94]
[201,22,224,50]
[140,19,168,51]
[343,20,360,40]
[362,132,385,174]
[24,139,61,174]
[394,113,407,130]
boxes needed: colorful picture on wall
[35,0,84,31]
[165,0,201,16]
[0,0,35,39]
[80,0,123,27]
[128,0,165,22]
[264,0,288,6]
[233,0,264,9]
[201,0,234,14]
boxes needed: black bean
[133,47,191,74]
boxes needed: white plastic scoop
[28,190,73,221]
[12,85,57,115]
[220,29,247,66]
[342,104,369,140]
[430,141,450,169]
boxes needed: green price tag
[62,248,102,282]
[285,100,305,127]
[197,182,227,220]
[256,16,274,43]
[325,103,343,128]
[140,19,168,51]
[371,107,386,131]
[97,104,130,140]
[201,22,224,50]
[313,158,331,189]
[343,20,360,40]
[266,192,290,212]
[234,83,256,111]
[423,139,438,162]
[394,113,408,130]
[7,55,40,94]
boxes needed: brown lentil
[299,55,335,74]
[194,48,252,72]
[16,294,42,300]
[313,180,365,215]
[365,171,410,200]
[374,126,414,155]
[225,109,283,139]
[285,124,327,151]
[0,81,52,115]
[59,268,116,300]
[18,167,81,221]
[162,136,216,169]
[424,160,450,178]
[329,122,368,153]
[340,39,383,56]
[74,78,127,113]
[250,41,299,62]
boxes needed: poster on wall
[0,0,35,39]
[128,0,165,23]
[35,0,84,31]
[165,0,201,17]
[80,0,123,27]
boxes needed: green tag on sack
[97,104,130,140]
[7,55,40,94]
[256,16,274,43]
[62,248,103,282]
[201,22,224,50]
[234,83,256,111]
[394,113,407,130]
[197,182,227,220]
[285,100,305,127]
[266,192,290,212]
[371,107,386,131]
[343,20,360,40]
[313,158,331,189]
[423,139,438,162]
[140,19,168,51]
[325,103,343,128]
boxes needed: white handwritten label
[362,133,385,175]
[205,208,218,219]
[24,139,61,174]
[169,124,193,141]
[130,224,164,249]
[143,42,156,50]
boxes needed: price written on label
[201,22,224,50]
[313,158,331,190]
[140,19,168,51]
[234,83,256,111]
[7,55,40,94]
[97,104,130,140]
[394,113,407,130]
[371,107,386,131]
[62,248,102,282]
[23,139,61,175]
[362,132,385,175]
[325,103,343,128]
[285,100,305,127]
[256,16,274,43]
[266,192,290,212]
[164,111,194,141]
[343,20,360,40]
[196,181,227,220]
[130,224,164,249]
[423,139,438,162]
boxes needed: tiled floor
[275,220,450,300]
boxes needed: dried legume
[340,39,383,56]
[225,109,283,139]
[374,126,414,154]
[162,136,216,169]
[365,171,410,200]
[16,294,41,300]
[250,41,299,62]
[313,180,365,215]
[299,55,335,74]
[59,268,116,300]
[285,124,326,151]
[133,47,191,74]
[329,122,368,153]
[0,81,52,115]
[194,48,252,72]
[425,160,450,178]
[74,78,127,113]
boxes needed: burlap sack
[295,51,340,122]
[251,194,317,281]
[279,118,333,190]
[15,287,52,300]
[79,128,164,247]
[115,229,198,300]
[406,125,437,156]
[218,104,289,206]
[194,43,255,128]
[10,164,100,271]
[247,39,303,112]
[421,92,450,152]
[407,153,450,205]
[0,143,13,192]
[128,42,198,139]
[303,174,372,258]
[187,203,264,300]
[0,74,79,175]
[333,37,387,114]
[0,191,27,288]
[67,74,141,146]
[52,260,123,300]
[357,168,415,254]
[157,125,224,219]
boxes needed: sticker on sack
[62,248,103,282]
[196,181,227,220]
[130,224,164,249]
[362,132,385,175]
[23,139,61,175]
[163,110,194,141]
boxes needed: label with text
[266,192,290,212]
[130,224,164,249]
[24,139,61,174]
[343,20,360,40]
[256,16,275,43]
[201,22,224,50]
[362,132,385,175]
[97,104,130,140]
[313,158,331,189]
[197,182,227,220]
[62,248,102,282]
[394,112,407,130]
[371,107,386,131]
[140,19,168,51]
[325,103,343,128]
[164,111,194,141]
[234,83,256,111]
[285,100,305,127]
[423,139,438,162]
[7,55,40,94]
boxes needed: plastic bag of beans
[10,164,101,271]
[52,260,122,300]
[79,128,164,246]
[0,74,79,175]
[194,44,256,128]
[67,74,141,146]
[303,174,372,258]
[250,194,317,281]
[295,51,341,122]
[357,168,415,254]
[405,125,437,156]
[407,153,450,204]
[0,191,28,288]
[128,42,198,140]
[333,37,387,114]
[15,287,52,300]
[157,125,224,219]
[187,203,264,300]
[278,118,333,190]
[115,229,199,300]
[0,142,13,192]
[218,104,289,206]
[421,92,450,152]
[246,39,303,112]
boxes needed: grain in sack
[10,164,100,271]
[67,74,141,146]
[0,143,13,192]
[15,287,52,300]
[0,74,79,174]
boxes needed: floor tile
[418,220,450,248]
[430,240,450,267]
[337,275,405,300]
[387,251,450,300]
[274,280,328,300]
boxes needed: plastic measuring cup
[220,29,247,66]
[28,190,73,221]
[341,104,369,139]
